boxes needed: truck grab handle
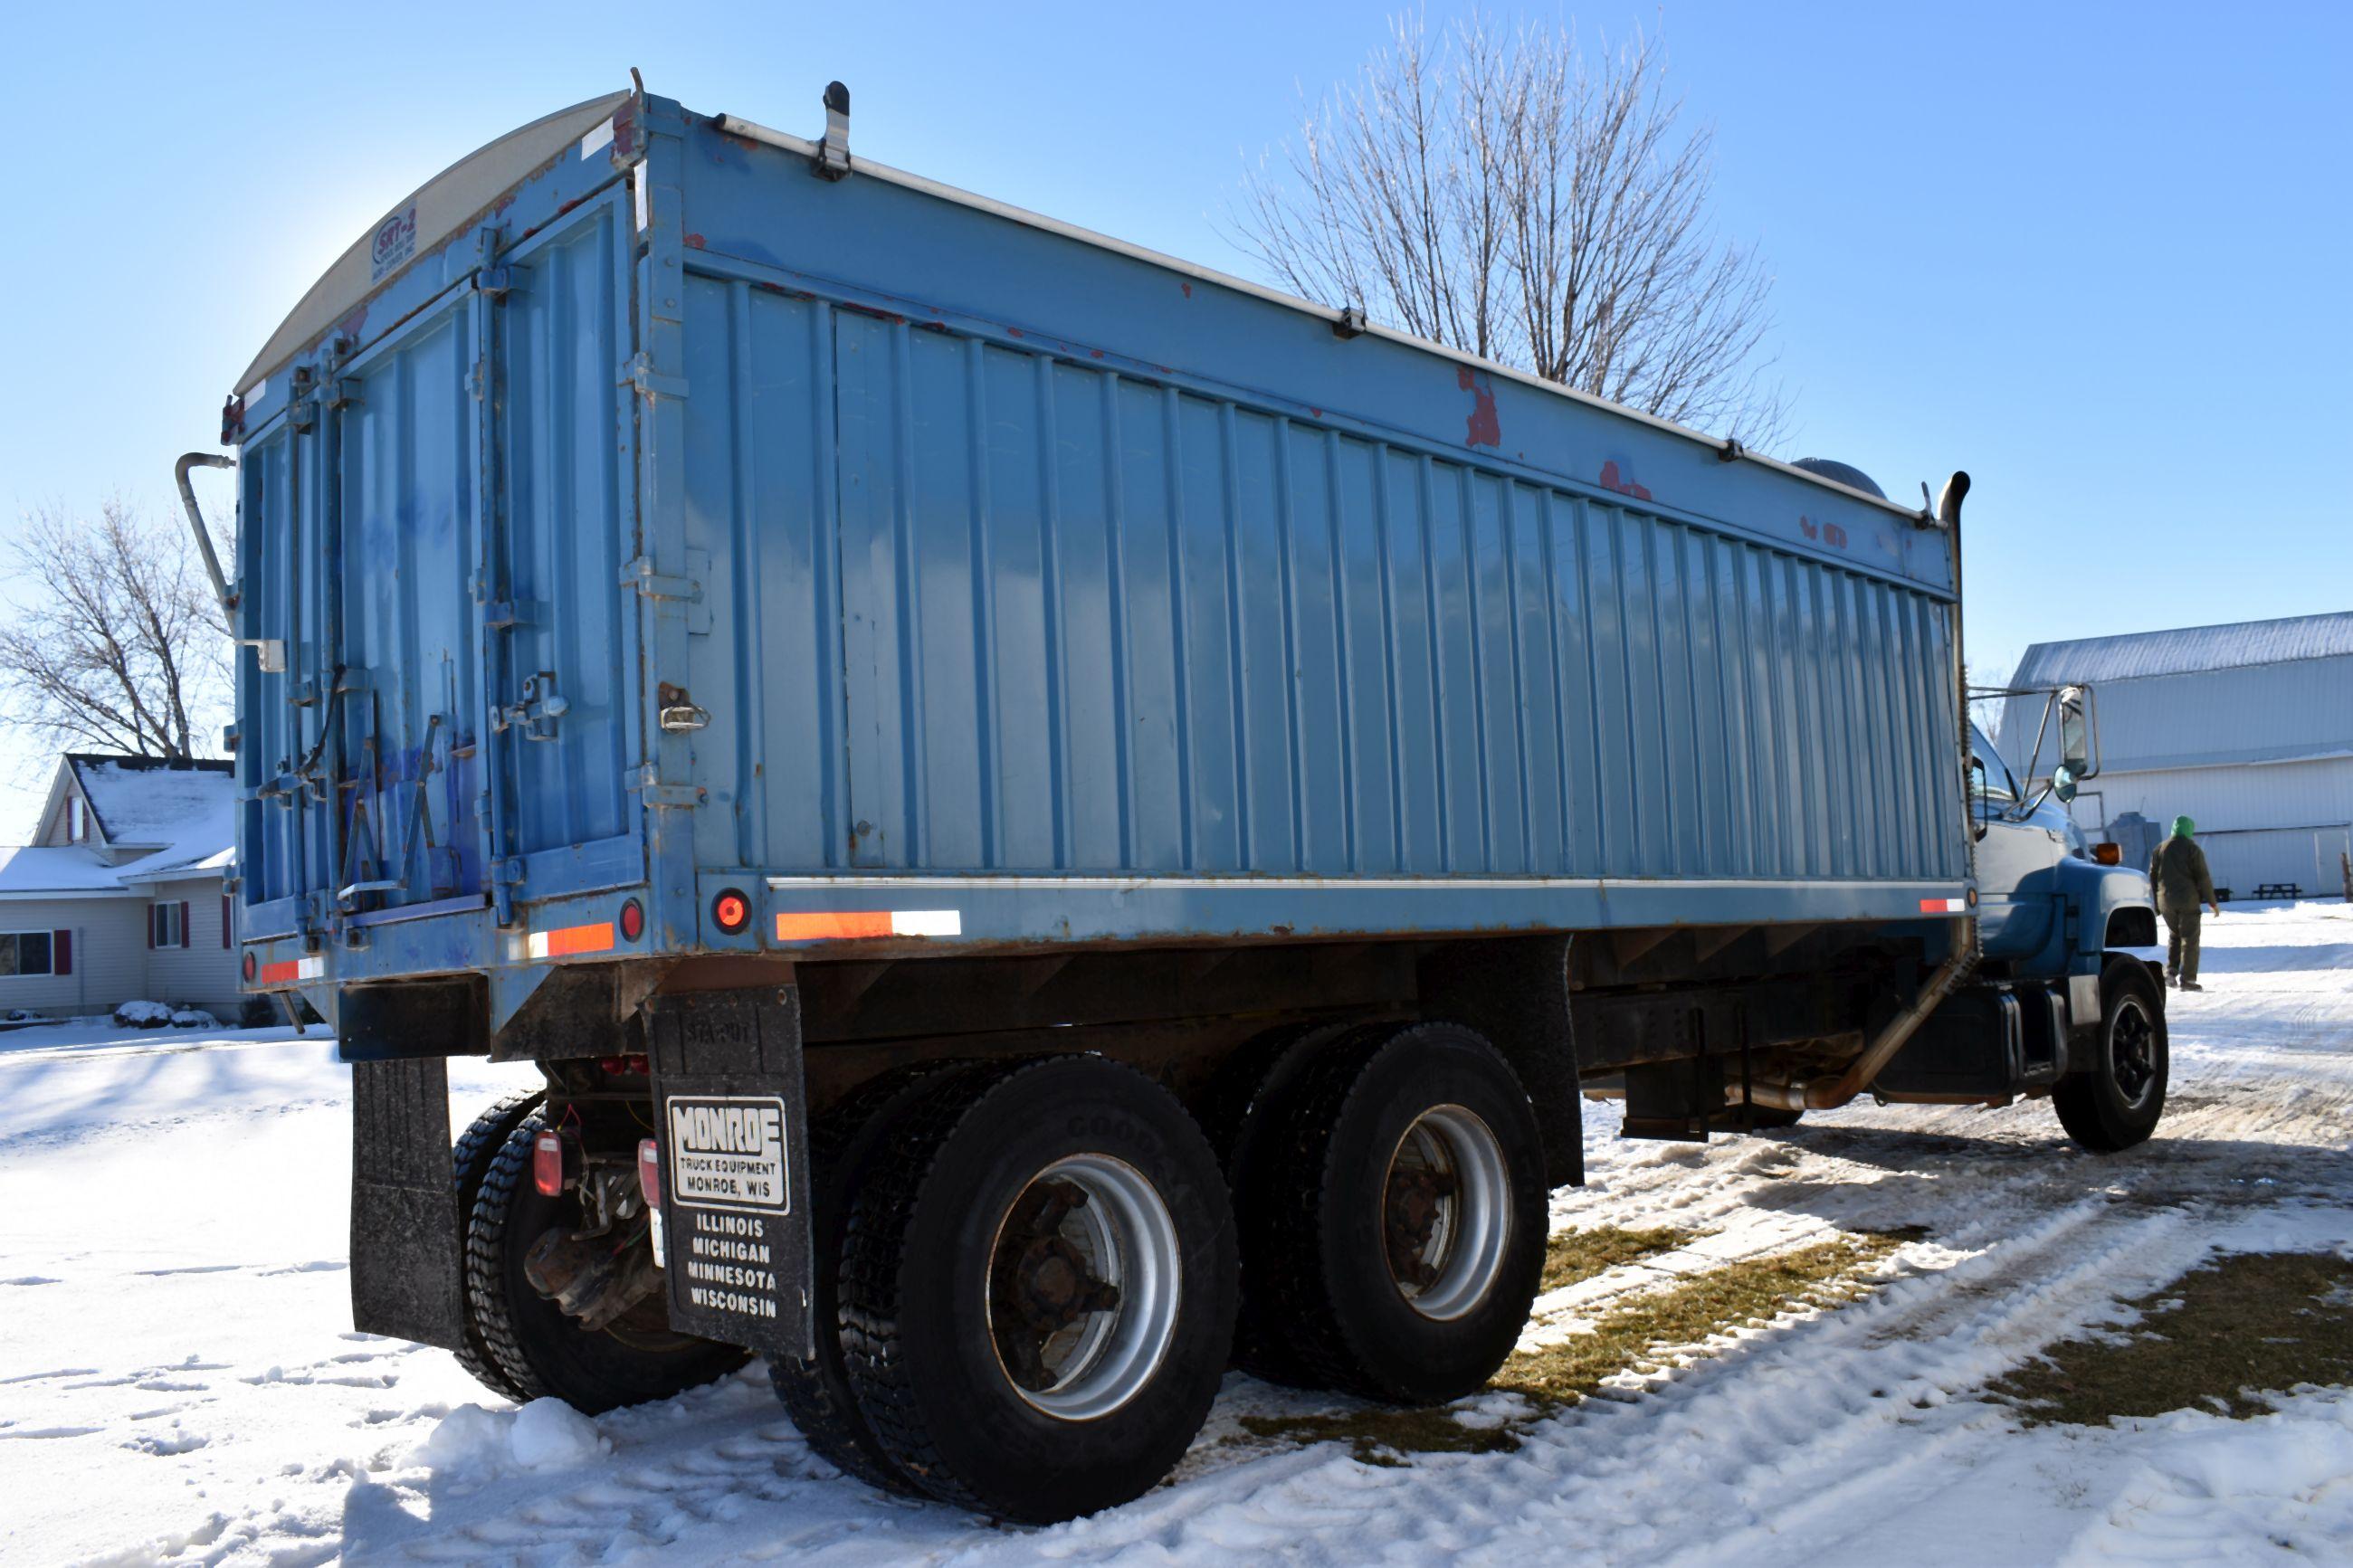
[176,451,237,619]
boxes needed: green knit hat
[2173,815,2196,838]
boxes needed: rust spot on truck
[1458,366,1500,448]
[1599,460,1653,503]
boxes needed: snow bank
[407,1400,610,1478]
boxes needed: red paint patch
[1457,366,1501,448]
[1598,460,1653,502]
[683,233,706,249]
[1007,327,1024,338]
[1091,349,1104,359]
[1181,282,1193,299]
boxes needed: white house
[2001,611,2353,901]
[0,754,243,1021]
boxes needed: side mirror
[2057,685,2095,778]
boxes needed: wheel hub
[1384,1161,1459,1289]
[983,1155,1180,1420]
[1380,1105,1512,1322]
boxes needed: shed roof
[2010,611,2353,687]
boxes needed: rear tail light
[638,1139,662,1207]
[618,898,645,942]
[533,1130,572,1196]
[712,889,751,935]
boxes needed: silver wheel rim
[983,1153,1181,1421]
[1383,1104,1511,1322]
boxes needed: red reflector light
[2093,842,2122,866]
[241,951,256,983]
[712,889,751,935]
[638,1139,662,1207]
[618,898,645,942]
[533,1131,567,1196]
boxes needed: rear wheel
[1205,1020,1367,1384]
[448,1088,546,1399]
[2054,961,2168,1153]
[836,1055,1237,1523]
[768,1063,977,1497]
[1239,1022,1548,1404]
[466,1109,747,1412]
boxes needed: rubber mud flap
[350,1056,467,1350]
[645,985,815,1361]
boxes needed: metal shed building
[2000,611,2353,900]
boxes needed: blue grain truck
[184,83,2165,1521]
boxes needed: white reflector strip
[298,955,324,981]
[890,909,962,936]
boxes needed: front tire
[836,1056,1238,1523]
[1241,1022,1548,1405]
[466,1109,747,1412]
[2054,960,2168,1153]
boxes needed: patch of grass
[1497,1232,1903,1409]
[1994,1250,2353,1426]
[1538,1224,1699,1294]
[1243,1230,1904,1466]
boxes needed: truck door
[478,192,642,912]
[1969,725,2062,958]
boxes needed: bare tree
[0,500,231,760]
[1235,13,1789,445]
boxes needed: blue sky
[2,1,2345,837]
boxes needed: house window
[65,796,86,842]
[151,902,187,949]
[0,931,55,976]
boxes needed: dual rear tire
[1222,1022,1548,1403]
[786,1025,1548,1522]
[453,1102,747,1412]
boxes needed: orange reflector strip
[259,958,301,984]
[529,922,615,960]
[774,910,897,941]
[1919,898,1967,914]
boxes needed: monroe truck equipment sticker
[665,1096,791,1213]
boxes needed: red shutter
[180,901,191,949]
[222,895,232,949]
[147,906,156,949]
[52,929,71,975]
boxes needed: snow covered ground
[3,903,2348,1565]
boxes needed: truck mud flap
[645,986,815,1362]
[350,1057,468,1351]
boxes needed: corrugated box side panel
[677,293,1961,885]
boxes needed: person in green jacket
[2148,815,2221,990]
